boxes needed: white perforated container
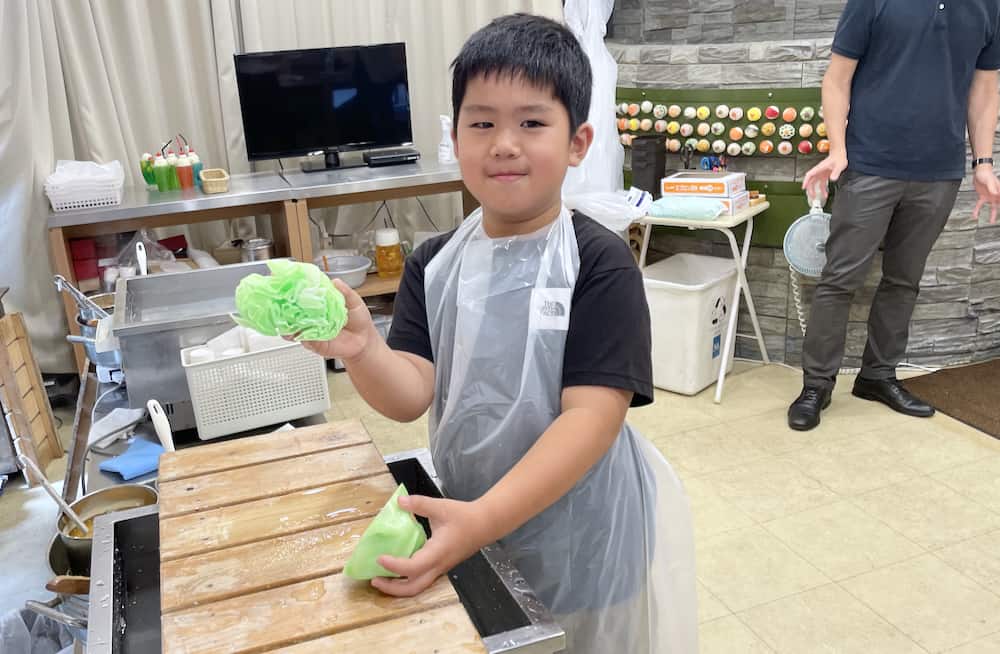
[181,340,330,439]
[47,184,123,212]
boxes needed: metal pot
[24,532,89,644]
[57,484,158,576]
[241,238,273,262]
[67,316,122,368]
[78,292,116,323]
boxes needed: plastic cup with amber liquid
[374,228,409,278]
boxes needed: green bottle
[153,153,171,192]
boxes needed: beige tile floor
[3,362,1000,653]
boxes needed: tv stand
[301,150,350,173]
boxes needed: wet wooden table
[157,419,485,653]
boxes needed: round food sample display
[697,122,711,136]
[684,106,697,119]
[747,106,762,122]
[800,106,816,121]
[696,139,711,153]
[667,121,681,134]
[778,140,794,155]
[712,139,727,154]
[799,123,814,138]
[618,102,629,115]
[729,126,744,141]
[715,104,730,119]
[798,140,814,154]
[816,122,827,137]
[782,107,798,122]
[640,118,653,131]
[779,123,796,140]
[761,122,777,136]
[696,106,711,120]
[744,124,760,139]
[654,120,668,133]
[653,104,668,119]
[817,138,830,153]
[685,137,699,150]
[759,140,775,154]
[729,107,744,121]
[727,142,742,157]
[629,118,641,131]
[668,104,682,118]
[680,123,694,137]
[742,141,757,156]
[765,105,780,120]
[640,100,654,114]
[620,133,632,146]
[617,118,628,131]
[628,103,641,116]
[711,122,726,136]
[667,138,682,152]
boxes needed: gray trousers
[802,170,961,390]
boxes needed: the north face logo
[540,300,566,317]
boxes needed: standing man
[789,0,1000,431]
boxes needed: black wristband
[973,157,994,170]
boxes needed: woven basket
[199,168,230,194]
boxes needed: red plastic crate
[69,238,96,260]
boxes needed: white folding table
[637,202,771,403]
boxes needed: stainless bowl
[317,255,372,288]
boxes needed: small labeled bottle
[153,153,171,192]
[166,150,180,190]
[188,149,203,188]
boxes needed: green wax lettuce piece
[233,259,347,341]
[344,484,427,580]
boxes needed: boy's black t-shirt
[387,212,654,408]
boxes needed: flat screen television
[234,43,413,171]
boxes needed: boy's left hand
[372,494,492,597]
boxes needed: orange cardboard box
[661,171,746,198]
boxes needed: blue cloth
[98,438,164,480]
[833,0,1000,181]
[649,195,725,220]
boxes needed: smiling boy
[304,14,696,653]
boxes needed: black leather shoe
[851,377,934,417]
[788,386,832,431]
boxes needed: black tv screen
[234,43,413,160]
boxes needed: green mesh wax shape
[233,259,348,341]
[344,484,427,580]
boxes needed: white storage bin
[643,253,737,395]
[181,340,330,439]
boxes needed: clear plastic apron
[424,207,697,653]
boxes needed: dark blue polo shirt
[833,0,1000,181]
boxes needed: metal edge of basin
[383,448,566,654]
[87,503,159,654]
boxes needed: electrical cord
[331,201,388,238]
[415,197,440,231]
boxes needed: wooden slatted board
[158,419,486,654]
[0,313,62,483]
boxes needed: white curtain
[1,0,562,373]
[1,0,77,371]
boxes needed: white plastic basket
[47,185,123,212]
[180,340,330,439]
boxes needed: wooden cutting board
[158,419,485,654]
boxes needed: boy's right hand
[299,278,377,362]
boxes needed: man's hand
[299,278,376,361]
[371,495,492,598]
[801,151,849,200]
[973,164,1000,225]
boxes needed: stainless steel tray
[111,262,269,411]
